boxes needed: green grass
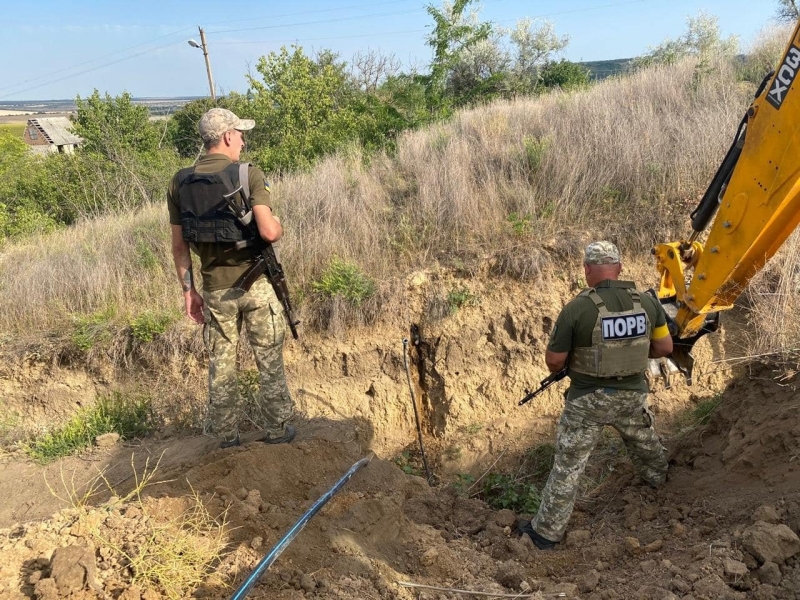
[71,308,116,351]
[673,395,722,437]
[312,257,376,305]
[27,391,154,462]
[0,123,26,137]
[129,310,174,342]
[474,443,556,514]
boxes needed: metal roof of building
[27,117,82,145]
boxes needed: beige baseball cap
[584,241,621,265]
[198,108,255,142]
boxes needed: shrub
[312,257,376,305]
[522,134,549,174]
[130,311,174,343]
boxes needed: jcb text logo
[767,45,800,109]
[601,313,647,340]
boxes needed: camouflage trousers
[531,389,668,542]
[203,277,294,441]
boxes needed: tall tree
[776,0,800,22]
[424,0,492,113]
[246,46,365,172]
[634,11,739,68]
[72,90,160,157]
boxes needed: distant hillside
[0,97,201,117]
[579,58,633,81]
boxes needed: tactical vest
[569,287,651,378]
[177,162,254,244]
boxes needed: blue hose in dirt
[229,454,374,600]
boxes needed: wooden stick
[466,448,507,494]
[397,581,566,598]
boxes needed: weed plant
[47,456,228,599]
[447,286,479,314]
[28,392,154,462]
[312,257,376,305]
[476,443,555,514]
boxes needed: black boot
[220,435,241,449]
[262,425,296,445]
[516,520,557,550]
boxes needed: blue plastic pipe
[229,453,373,600]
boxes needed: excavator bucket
[655,299,720,386]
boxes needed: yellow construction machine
[652,20,800,384]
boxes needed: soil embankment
[1,267,798,599]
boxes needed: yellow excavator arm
[654,19,800,382]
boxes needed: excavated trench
[1,267,799,599]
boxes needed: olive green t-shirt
[547,280,668,398]
[167,154,273,291]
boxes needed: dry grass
[47,455,229,600]
[0,53,797,361]
[744,231,800,361]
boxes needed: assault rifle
[518,367,568,406]
[222,187,300,339]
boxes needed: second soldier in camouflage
[519,241,673,549]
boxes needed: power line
[204,0,422,28]
[0,26,195,95]
[213,0,652,48]
[0,40,185,100]
[207,6,428,35]
[1,0,653,99]
[214,28,429,46]
[0,1,419,95]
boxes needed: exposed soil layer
[1,269,798,599]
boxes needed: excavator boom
[654,19,800,382]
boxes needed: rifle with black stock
[518,367,568,406]
[222,187,300,340]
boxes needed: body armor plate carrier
[177,163,254,244]
[569,287,651,379]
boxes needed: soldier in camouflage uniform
[518,241,672,549]
[168,108,295,448]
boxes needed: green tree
[0,131,27,175]
[246,46,366,172]
[167,94,248,158]
[538,59,590,91]
[447,33,511,105]
[509,18,569,93]
[73,90,161,157]
[424,0,492,114]
[776,0,800,22]
[634,11,739,68]
[374,73,433,130]
[440,16,572,103]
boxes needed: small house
[23,117,82,154]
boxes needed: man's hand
[649,335,673,358]
[184,289,205,324]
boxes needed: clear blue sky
[0,0,783,101]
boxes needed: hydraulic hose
[229,454,373,600]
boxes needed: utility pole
[198,26,216,102]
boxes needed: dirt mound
[1,267,799,599]
[2,369,800,600]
